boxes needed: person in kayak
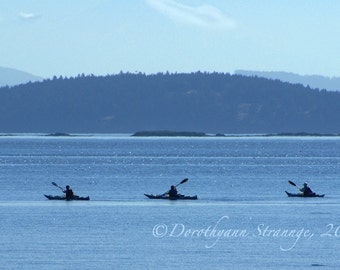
[167,185,178,198]
[299,182,315,196]
[63,185,74,200]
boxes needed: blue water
[0,135,339,269]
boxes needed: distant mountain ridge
[0,66,43,87]
[235,70,340,91]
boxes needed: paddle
[52,182,64,192]
[288,180,297,187]
[161,178,188,196]
[176,178,188,187]
[288,180,301,190]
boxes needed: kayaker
[299,182,315,196]
[168,185,178,198]
[63,185,74,200]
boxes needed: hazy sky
[1,0,339,78]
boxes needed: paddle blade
[288,180,297,187]
[179,178,188,185]
[52,182,64,191]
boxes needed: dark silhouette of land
[0,72,340,134]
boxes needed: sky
[0,0,340,78]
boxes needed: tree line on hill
[0,71,339,134]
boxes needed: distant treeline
[0,71,340,134]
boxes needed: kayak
[44,194,90,201]
[144,194,198,200]
[285,191,325,198]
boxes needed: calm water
[0,135,339,269]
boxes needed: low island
[132,131,208,137]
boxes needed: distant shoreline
[1,131,340,137]
[132,131,340,137]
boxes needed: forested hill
[0,72,340,134]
